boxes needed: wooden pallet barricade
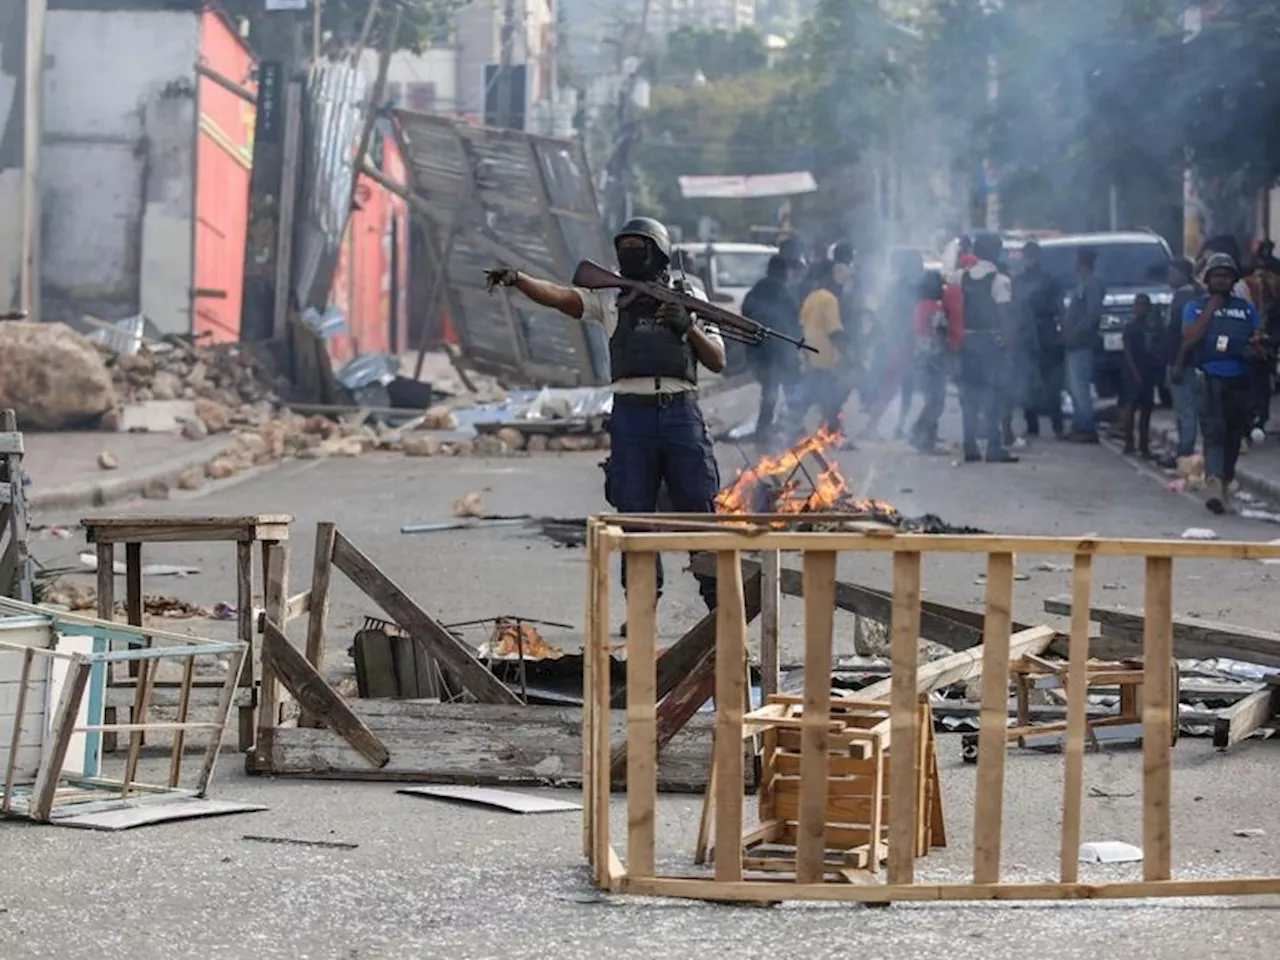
[583,515,1280,905]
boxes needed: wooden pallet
[583,513,1280,905]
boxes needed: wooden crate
[583,513,1280,905]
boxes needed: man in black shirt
[1014,241,1066,438]
[742,254,803,443]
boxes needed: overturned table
[84,514,293,752]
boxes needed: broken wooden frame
[1044,598,1280,749]
[253,522,735,790]
[83,514,292,754]
[0,597,245,822]
[584,517,1280,904]
[0,410,33,603]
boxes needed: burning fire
[714,424,901,519]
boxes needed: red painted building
[193,9,255,343]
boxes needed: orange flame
[715,424,901,519]
[489,620,564,660]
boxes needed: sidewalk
[1150,395,1280,503]
[20,431,237,512]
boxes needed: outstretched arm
[487,268,584,319]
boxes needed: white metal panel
[0,617,55,782]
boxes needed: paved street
[6,386,1280,959]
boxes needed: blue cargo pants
[607,393,720,607]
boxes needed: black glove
[485,267,520,293]
[656,301,693,336]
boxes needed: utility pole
[495,0,518,129]
[601,0,652,234]
[239,7,307,343]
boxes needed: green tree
[220,0,464,55]
[655,26,770,83]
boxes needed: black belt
[613,391,699,407]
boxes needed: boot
[1205,476,1225,515]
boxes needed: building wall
[0,0,45,317]
[328,129,409,363]
[193,10,254,343]
[41,6,198,332]
[382,48,461,116]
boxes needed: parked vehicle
[1034,232,1174,399]
[675,241,777,375]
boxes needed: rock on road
[7,393,1280,960]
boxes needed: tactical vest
[609,295,698,384]
[961,270,999,333]
[1195,297,1256,368]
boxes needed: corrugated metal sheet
[396,110,612,387]
[293,61,369,312]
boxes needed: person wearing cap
[485,216,726,619]
[1159,257,1203,468]
[1179,252,1265,514]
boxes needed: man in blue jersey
[1180,253,1265,514]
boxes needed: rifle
[571,259,817,354]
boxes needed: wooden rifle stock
[571,260,816,353]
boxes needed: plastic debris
[1079,841,1143,863]
[1233,828,1266,838]
[1181,527,1218,540]
[1240,508,1280,524]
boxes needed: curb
[27,439,240,513]
[1148,420,1280,504]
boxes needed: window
[406,82,437,112]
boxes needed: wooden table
[83,514,293,752]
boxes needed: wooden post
[258,541,289,738]
[301,522,336,727]
[624,551,658,879]
[973,551,1014,884]
[760,549,781,699]
[1059,553,1093,882]
[168,655,196,787]
[590,522,613,887]
[125,542,143,681]
[235,541,255,751]
[712,550,747,884]
[887,551,922,886]
[1142,556,1174,882]
[795,550,836,883]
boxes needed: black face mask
[618,246,659,281]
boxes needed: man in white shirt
[486,218,727,622]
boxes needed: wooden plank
[31,657,92,821]
[619,875,1280,904]
[82,514,293,530]
[1213,687,1279,750]
[82,521,293,544]
[122,658,157,795]
[331,533,517,705]
[1059,553,1093,884]
[1142,556,1174,883]
[887,551,922,885]
[255,702,734,792]
[856,625,1056,703]
[713,550,747,884]
[2,647,36,811]
[625,551,658,879]
[260,619,389,768]
[0,431,24,455]
[760,550,781,698]
[590,522,612,882]
[1042,597,1280,668]
[620,531,1280,561]
[305,522,336,670]
[973,552,1014,885]
[690,552,984,653]
[796,551,836,884]
[168,655,196,788]
[607,570,762,781]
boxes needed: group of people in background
[740,229,1280,514]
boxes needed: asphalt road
[6,387,1280,958]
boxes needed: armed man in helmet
[485,217,727,622]
[1178,252,1266,514]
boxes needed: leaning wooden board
[252,700,751,793]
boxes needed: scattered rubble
[40,581,210,619]
[0,322,118,429]
[452,493,485,518]
[97,451,119,471]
